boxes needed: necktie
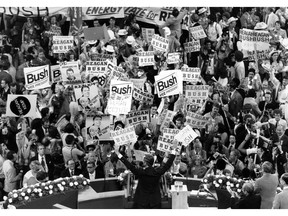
[265,15,268,24]
[276,120,279,130]
[71,170,74,176]
[41,156,46,172]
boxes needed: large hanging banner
[24,65,50,90]
[107,80,133,116]
[133,86,154,104]
[82,7,125,20]
[0,7,67,17]
[185,85,209,105]
[52,36,74,54]
[151,34,169,52]
[137,51,155,67]
[239,29,270,51]
[184,40,201,53]
[60,61,82,84]
[125,110,150,126]
[181,67,201,83]
[6,95,37,118]
[155,70,183,97]
[110,125,137,146]
[86,115,112,142]
[185,111,210,129]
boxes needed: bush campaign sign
[151,34,169,52]
[24,65,50,90]
[155,70,183,97]
[181,67,201,83]
[184,40,201,52]
[52,36,74,54]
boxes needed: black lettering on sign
[10,96,31,116]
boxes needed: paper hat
[87,40,98,45]
[107,29,116,41]
[198,7,207,15]
[269,50,281,58]
[126,35,135,45]
[227,17,238,24]
[105,45,115,53]
[163,27,171,36]
[118,29,128,36]
[254,22,268,30]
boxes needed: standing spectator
[264,7,279,31]
[254,161,279,209]
[273,172,288,209]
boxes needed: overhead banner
[181,67,201,83]
[239,29,270,51]
[24,65,50,90]
[184,40,201,52]
[138,51,155,66]
[174,125,198,147]
[151,34,169,52]
[86,115,112,142]
[155,70,183,97]
[107,80,133,116]
[126,110,150,126]
[142,28,155,43]
[110,125,137,145]
[185,111,210,129]
[189,25,207,40]
[52,36,74,54]
[159,109,176,131]
[6,95,37,118]
[133,86,154,104]
[166,52,180,64]
[82,7,124,20]
[0,7,67,17]
[51,65,62,83]
[60,61,81,84]
[185,85,209,104]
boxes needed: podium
[170,183,188,209]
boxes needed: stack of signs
[142,28,155,43]
[189,25,207,40]
[181,67,201,83]
[6,95,37,118]
[24,65,50,90]
[52,36,74,54]
[160,109,176,131]
[60,61,82,84]
[107,80,133,116]
[166,52,180,64]
[133,86,154,104]
[51,65,62,83]
[174,125,198,147]
[239,29,270,60]
[185,111,210,129]
[155,70,183,97]
[126,110,150,126]
[185,85,209,105]
[110,125,137,145]
[184,40,201,53]
[151,34,169,52]
[138,51,155,67]
[86,115,112,141]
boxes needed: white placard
[52,36,74,53]
[189,25,206,40]
[181,67,201,83]
[110,125,137,145]
[24,65,50,90]
[185,85,209,105]
[155,70,183,97]
[51,65,62,83]
[185,111,210,129]
[151,34,169,52]
[184,40,201,53]
[239,29,270,51]
[60,61,82,84]
[6,95,37,118]
[133,86,154,105]
[167,52,180,64]
[138,51,155,66]
[174,125,198,146]
[125,110,150,126]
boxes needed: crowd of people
[1,6,288,209]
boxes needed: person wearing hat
[120,35,136,58]
[264,7,279,31]
[117,29,128,48]
[158,8,188,40]
[219,12,230,29]
[198,7,209,30]
[227,17,239,49]
[112,142,176,209]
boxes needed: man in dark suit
[228,78,244,118]
[113,143,176,209]
[61,159,82,177]
[34,118,56,143]
[258,91,279,113]
[30,143,54,180]
[230,182,261,209]
[83,161,105,180]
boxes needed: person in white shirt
[278,77,288,122]
[265,7,279,31]
[22,160,41,187]
[268,109,288,131]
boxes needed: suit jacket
[119,153,176,208]
[254,173,279,209]
[273,188,288,209]
[60,168,82,178]
[231,193,261,209]
[30,154,54,180]
[228,89,243,117]
[83,167,105,180]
